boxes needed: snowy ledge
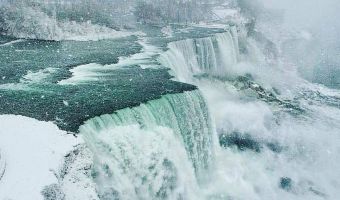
[0,115,80,200]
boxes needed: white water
[86,125,201,200]
[159,27,340,200]
[59,37,161,85]
[20,67,58,84]
[159,27,239,82]
[80,91,215,199]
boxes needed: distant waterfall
[80,90,214,199]
[159,27,239,82]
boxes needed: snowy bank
[0,115,80,200]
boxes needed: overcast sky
[259,0,340,37]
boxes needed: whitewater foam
[159,26,340,199]
[59,37,162,85]
[20,67,58,84]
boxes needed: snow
[213,7,239,20]
[0,115,80,200]
[161,26,173,38]
[56,21,133,41]
[58,145,99,200]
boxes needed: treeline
[0,0,239,30]
[134,0,213,24]
[0,0,135,29]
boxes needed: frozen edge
[0,150,6,182]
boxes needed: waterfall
[159,27,239,82]
[80,90,214,199]
[74,29,242,199]
[158,24,340,200]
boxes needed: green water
[0,25,224,132]
[0,36,141,84]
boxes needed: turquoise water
[1,4,340,199]
[0,36,141,84]
[0,25,224,132]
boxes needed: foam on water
[20,67,58,84]
[86,125,201,200]
[59,37,162,85]
[159,26,340,199]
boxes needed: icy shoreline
[0,115,80,200]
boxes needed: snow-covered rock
[0,115,80,200]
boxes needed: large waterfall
[79,91,215,199]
